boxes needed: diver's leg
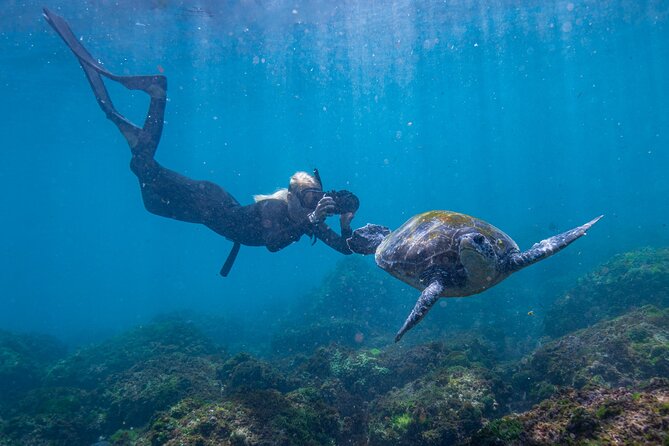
[130,156,239,225]
[45,9,238,229]
[43,8,166,157]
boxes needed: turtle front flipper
[395,279,444,342]
[507,215,603,272]
[347,224,391,255]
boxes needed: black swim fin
[43,8,166,94]
[43,8,167,148]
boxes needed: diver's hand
[308,196,336,224]
[340,212,355,230]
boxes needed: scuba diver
[43,8,359,276]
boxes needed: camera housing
[323,190,360,214]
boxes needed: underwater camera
[323,189,360,214]
[312,168,360,214]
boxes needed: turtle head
[459,232,499,286]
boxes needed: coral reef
[545,248,669,338]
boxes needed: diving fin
[43,8,167,150]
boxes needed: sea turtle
[347,211,602,342]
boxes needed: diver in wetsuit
[43,8,359,276]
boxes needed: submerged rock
[219,353,299,394]
[471,379,669,445]
[545,247,669,338]
[1,386,106,446]
[0,317,224,446]
[137,391,340,446]
[3,249,669,445]
[510,306,669,408]
[368,365,504,446]
[0,330,66,405]
[45,316,218,388]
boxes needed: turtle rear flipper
[395,278,444,342]
[347,224,391,255]
[507,215,603,272]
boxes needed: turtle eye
[474,234,485,244]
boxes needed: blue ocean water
[0,0,667,347]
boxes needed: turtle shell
[375,211,519,295]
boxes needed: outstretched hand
[340,212,355,229]
[308,196,336,224]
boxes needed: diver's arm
[313,221,353,255]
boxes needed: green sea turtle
[347,211,602,342]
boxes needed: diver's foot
[116,75,167,100]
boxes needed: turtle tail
[506,215,603,273]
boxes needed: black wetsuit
[44,9,352,266]
[131,154,352,253]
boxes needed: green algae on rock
[1,386,107,446]
[511,306,669,408]
[0,317,225,446]
[0,330,66,405]
[302,338,500,400]
[545,247,669,338]
[219,352,299,393]
[45,317,219,388]
[471,379,669,445]
[136,389,340,446]
[2,250,668,445]
[368,365,504,446]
